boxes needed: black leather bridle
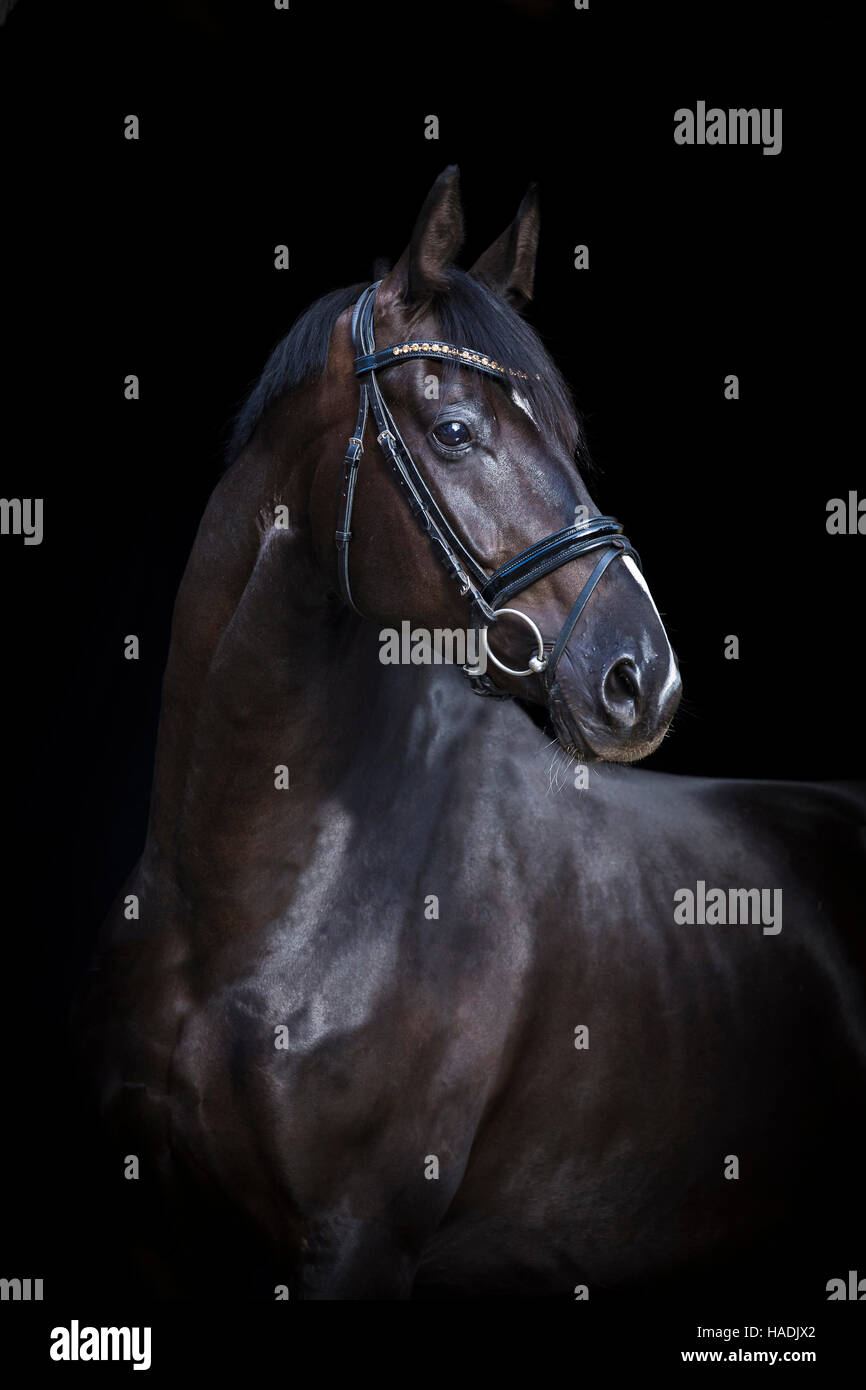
[336,282,639,697]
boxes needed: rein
[335,282,639,696]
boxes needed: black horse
[76,169,866,1300]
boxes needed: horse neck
[142,392,472,933]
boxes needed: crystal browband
[354,341,539,383]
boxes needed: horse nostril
[602,656,642,727]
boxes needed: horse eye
[432,419,472,448]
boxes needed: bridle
[335,282,640,698]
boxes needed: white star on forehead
[511,390,538,426]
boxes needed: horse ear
[470,184,540,312]
[380,166,464,307]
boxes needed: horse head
[308,166,681,762]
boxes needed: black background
[0,0,860,1371]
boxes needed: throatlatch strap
[334,388,368,616]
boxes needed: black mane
[224,282,367,463]
[225,269,584,464]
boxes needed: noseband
[336,282,639,697]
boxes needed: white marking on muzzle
[622,554,679,703]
